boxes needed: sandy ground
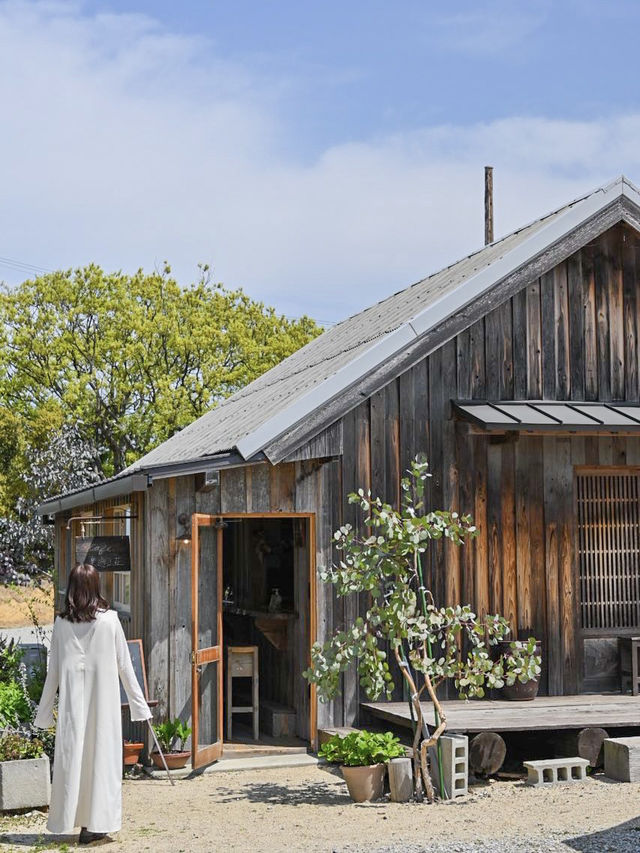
[1,765,640,853]
[0,583,53,629]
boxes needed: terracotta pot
[496,640,542,701]
[123,741,144,766]
[151,750,190,770]
[340,763,386,802]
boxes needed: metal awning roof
[454,401,640,432]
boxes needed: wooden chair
[618,636,640,696]
[226,646,259,741]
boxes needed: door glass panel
[193,519,222,764]
[197,661,218,749]
[198,524,218,648]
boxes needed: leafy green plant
[0,680,32,727]
[319,730,405,767]
[152,718,192,752]
[0,637,24,683]
[502,637,542,686]
[0,731,44,761]
[304,457,539,802]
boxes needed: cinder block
[604,736,640,782]
[429,734,468,799]
[0,756,51,811]
[523,757,589,787]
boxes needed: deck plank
[362,695,640,733]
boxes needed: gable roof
[40,175,640,513]
[125,175,640,473]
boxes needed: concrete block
[0,756,51,811]
[604,736,640,782]
[523,757,589,787]
[429,734,468,799]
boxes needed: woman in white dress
[35,563,152,845]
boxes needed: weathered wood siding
[331,224,640,709]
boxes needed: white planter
[0,756,51,811]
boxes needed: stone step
[604,736,640,782]
[143,751,319,780]
[317,726,361,747]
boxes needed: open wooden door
[191,514,223,768]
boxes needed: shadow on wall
[564,814,640,851]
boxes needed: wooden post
[484,166,494,245]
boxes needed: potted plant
[0,731,50,811]
[123,739,145,766]
[496,637,542,701]
[319,730,405,802]
[151,718,192,769]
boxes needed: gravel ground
[1,765,640,852]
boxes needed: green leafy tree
[304,457,541,801]
[0,264,320,474]
[0,423,101,584]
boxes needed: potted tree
[151,718,192,770]
[304,457,540,802]
[319,730,405,802]
[0,731,50,811]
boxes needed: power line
[0,255,53,275]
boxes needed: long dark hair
[61,563,109,623]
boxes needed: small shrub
[0,680,31,727]
[152,718,191,752]
[0,732,44,761]
[319,730,405,767]
[0,637,24,684]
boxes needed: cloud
[429,2,550,57]
[0,1,637,324]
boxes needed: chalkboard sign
[120,639,150,706]
[75,535,131,572]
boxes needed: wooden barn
[40,175,640,765]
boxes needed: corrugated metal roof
[455,401,640,431]
[125,180,613,473]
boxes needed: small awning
[454,401,640,432]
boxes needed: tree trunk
[550,727,609,768]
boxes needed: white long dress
[34,609,151,834]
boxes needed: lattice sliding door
[576,470,640,630]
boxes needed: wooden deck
[362,695,640,734]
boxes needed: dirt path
[1,765,640,852]
[0,582,53,629]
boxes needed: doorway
[190,513,315,769]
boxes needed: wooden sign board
[120,639,150,706]
[75,535,131,572]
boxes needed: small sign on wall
[75,535,131,572]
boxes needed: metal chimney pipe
[484,166,494,245]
